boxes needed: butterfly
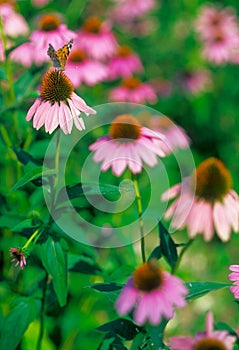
[47,39,73,70]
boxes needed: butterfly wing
[47,43,62,70]
[47,39,73,70]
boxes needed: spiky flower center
[83,16,102,33]
[122,77,142,89]
[41,69,74,104]
[193,337,227,350]
[191,157,232,203]
[39,14,61,31]
[109,114,141,141]
[133,261,164,292]
[69,49,87,63]
[117,46,132,57]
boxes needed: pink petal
[213,202,231,241]
[26,98,41,121]
[161,183,181,201]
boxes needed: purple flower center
[133,261,163,292]
[109,114,142,141]
[39,14,61,31]
[193,337,227,350]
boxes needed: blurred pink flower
[89,114,165,176]
[111,0,156,23]
[115,261,187,325]
[0,40,5,62]
[108,46,143,79]
[26,69,96,134]
[169,312,236,350]
[161,158,239,242]
[76,17,118,60]
[65,47,108,87]
[228,265,239,298]
[150,116,190,155]
[10,14,76,66]
[109,77,157,104]
[0,4,29,38]
[181,69,212,94]
[10,248,27,270]
[150,79,173,97]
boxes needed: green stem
[50,129,61,211]
[22,227,42,250]
[36,273,48,350]
[171,239,194,274]
[132,174,146,263]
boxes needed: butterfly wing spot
[47,39,74,70]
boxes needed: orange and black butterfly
[47,39,73,70]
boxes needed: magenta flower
[10,248,27,270]
[26,69,96,134]
[10,14,76,66]
[110,0,156,23]
[76,17,118,60]
[180,69,212,94]
[109,77,157,104]
[162,158,239,242]
[228,265,239,298]
[108,46,143,79]
[169,312,236,350]
[115,261,187,325]
[149,116,190,155]
[0,4,29,38]
[65,47,108,87]
[89,114,165,176]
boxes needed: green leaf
[148,246,162,261]
[159,222,178,268]
[98,333,127,350]
[11,146,40,166]
[185,282,230,301]
[97,318,143,341]
[0,297,36,350]
[68,254,102,274]
[91,283,122,292]
[41,237,68,307]
[9,167,56,192]
[146,319,169,350]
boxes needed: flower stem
[172,239,194,274]
[50,129,61,211]
[132,174,146,263]
[22,227,42,250]
[36,273,48,350]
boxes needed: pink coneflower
[65,47,108,87]
[169,311,236,350]
[161,157,239,242]
[76,17,118,61]
[109,77,157,104]
[89,114,165,176]
[180,69,212,94]
[108,46,143,79]
[10,247,27,270]
[111,0,156,23]
[228,265,239,298]
[150,79,172,97]
[0,3,29,38]
[149,116,190,155]
[115,260,187,325]
[10,14,76,66]
[26,68,96,134]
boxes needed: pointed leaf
[159,222,178,268]
[11,146,40,166]
[68,254,102,274]
[97,318,143,341]
[185,282,230,301]
[91,283,122,292]
[148,246,162,261]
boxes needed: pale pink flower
[228,265,239,298]
[161,158,239,242]
[108,46,143,79]
[26,69,96,134]
[111,0,156,23]
[76,17,118,61]
[89,114,165,176]
[109,77,157,104]
[150,79,172,97]
[180,69,212,94]
[169,312,236,350]
[10,42,36,67]
[10,248,27,270]
[115,261,188,326]
[65,47,108,87]
[0,4,29,38]
[149,116,190,155]
[0,40,5,62]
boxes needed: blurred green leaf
[97,318,143,341]
[146,319,169,350]
[148,246,162,261]
[98,333,127,350]
[12,146,40,166]
[91,283,122,292]
[41,237,68,307]
[159,222,178,268]
[68,254,102,274]
[185,282,230,301]
[0,297,36,350]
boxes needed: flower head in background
[31,0,51,7]
[0,3,29,38]
[110,0,156,23]
[26,68,96,134]
[10,14,76,66]
[65,46,108,87]
[162,157,239,241]
[149,116,190,155]
[228,265,239,299]
[108,46,143,79]
[76,17,118,60]
[89,114,165,176]
[169,311,236,350]
[10,247,27,270]
[109,77,157,104]
[115,260,187,325]
[180,69,212,94]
